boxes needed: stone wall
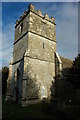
[28,32,56,62]
[12,59,24,102]
[29,12,56,42]
[13,4,56,64]
[13,33,28,63]
[6,60,13,98]
[14,14,29,43]
[23,57,55,99]
[15,4,56,43]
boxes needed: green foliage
[67,54,80,89]
[73,54,80,74]
[2,66,9,95]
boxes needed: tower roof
[15,4,55,28]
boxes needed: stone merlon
[15,4,55,28]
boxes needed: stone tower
[6,4,62,106]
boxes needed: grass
[2,96,54,120]
[2,96,80,120]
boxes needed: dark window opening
[43,43,44,49]
[20,23,23,33]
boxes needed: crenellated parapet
[15,4,55,28]
[15,9,29,27]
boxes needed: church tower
[6,4,61,106]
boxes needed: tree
[73,54,80,74]
[67,54,80,89]
[2,66,9,95]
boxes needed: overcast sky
[1,2,78,68]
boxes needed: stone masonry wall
[22,57,55,100]
[13,33,28,63]
[29,12,56,42]
[28,32,56,63]
[13,4,56,64]
[14,14,29,43]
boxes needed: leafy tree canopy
[67,54,80,89]
[2,66,9,95]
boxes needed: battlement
[15,4,55,27]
